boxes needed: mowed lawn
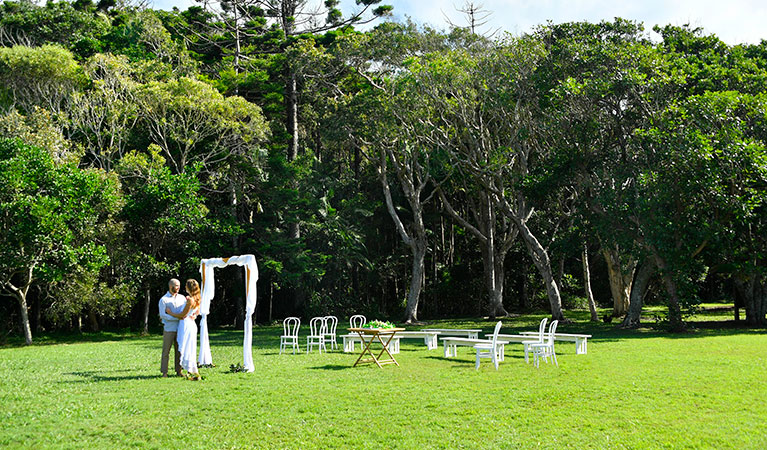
[1,310,766,449]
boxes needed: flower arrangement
[363,320,395,329]
[229,363,247,373]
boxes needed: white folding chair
[523,317,548,363]
[280,317,301,355]
[530,320,559,368]
[322,316,339,350]
[306,316,327,354]
[474,321,503,370]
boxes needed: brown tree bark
[142,288,151,335]
[602,245,636,317]
[653,254,685,331]
[623,259,654,328]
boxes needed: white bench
[342,334,401,354]
[515,332,591,354]
[395,331,441,350]
[441,337,509,360]
[422,328,482,339]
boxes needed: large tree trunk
[481,243,509,318]
[653,254,684,331]
[736,274,767,326]
[404,243,426,323]
[582,243,598,322]
[16,292,33,345]
[602,245,636,317]
[88,308,100,332]
[286,71,299,162]
[623,259,654,328]
[516,219,564,320]
[142,288,151,335]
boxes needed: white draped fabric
[198,254,259,372]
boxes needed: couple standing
[159,278,201,380]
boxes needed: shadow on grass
[423,356,474,365]
[309,364,353,371]
[64,370,159,383]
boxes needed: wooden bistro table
[349,327,405,368]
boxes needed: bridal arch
[198,254,259,372]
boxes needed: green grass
[1,310,766,449]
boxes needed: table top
[349,327,406,335]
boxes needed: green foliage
[0,0,110,58]
[0,137,122,328]
[0,44,85,114]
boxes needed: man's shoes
[175,372,184,377]
[161,374,168,378]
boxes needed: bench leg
[576,338,587,355]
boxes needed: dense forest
[1,0,765,344]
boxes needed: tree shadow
[64,369,160,383]
[309,364,353,371]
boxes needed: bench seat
[514,332,591,354]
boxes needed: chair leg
[552,350,558,367]
[475,350,481,370]
[524,344,530,363]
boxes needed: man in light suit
[159,278,186,377]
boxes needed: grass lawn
[1,308,766,449]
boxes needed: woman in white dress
[166,279,201,380]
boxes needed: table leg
[376,333,399,367]
[353,331,379,367]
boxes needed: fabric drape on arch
[198,254,259,372]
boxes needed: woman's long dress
[177,305,199,374]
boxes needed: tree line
[0,1,765,344]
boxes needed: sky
[150,0,767,45]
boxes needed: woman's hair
[186,279,201,309]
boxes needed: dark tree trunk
[142,288,151,335]
[88,308,100,332]
[286,71,299,162]
[623,259,654,328]
[654,254,684,331]
[404,243,426,323]
[736,274,767,326]
[481,243,509,318]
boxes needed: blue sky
[151,0,767,44]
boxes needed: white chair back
[490,321,502,347]
[536,317,548,343]
[283,317,300,337]
[325,316,338,334]
[350,314,366,329]
[546,320,558,346]
[310,316,327,336]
